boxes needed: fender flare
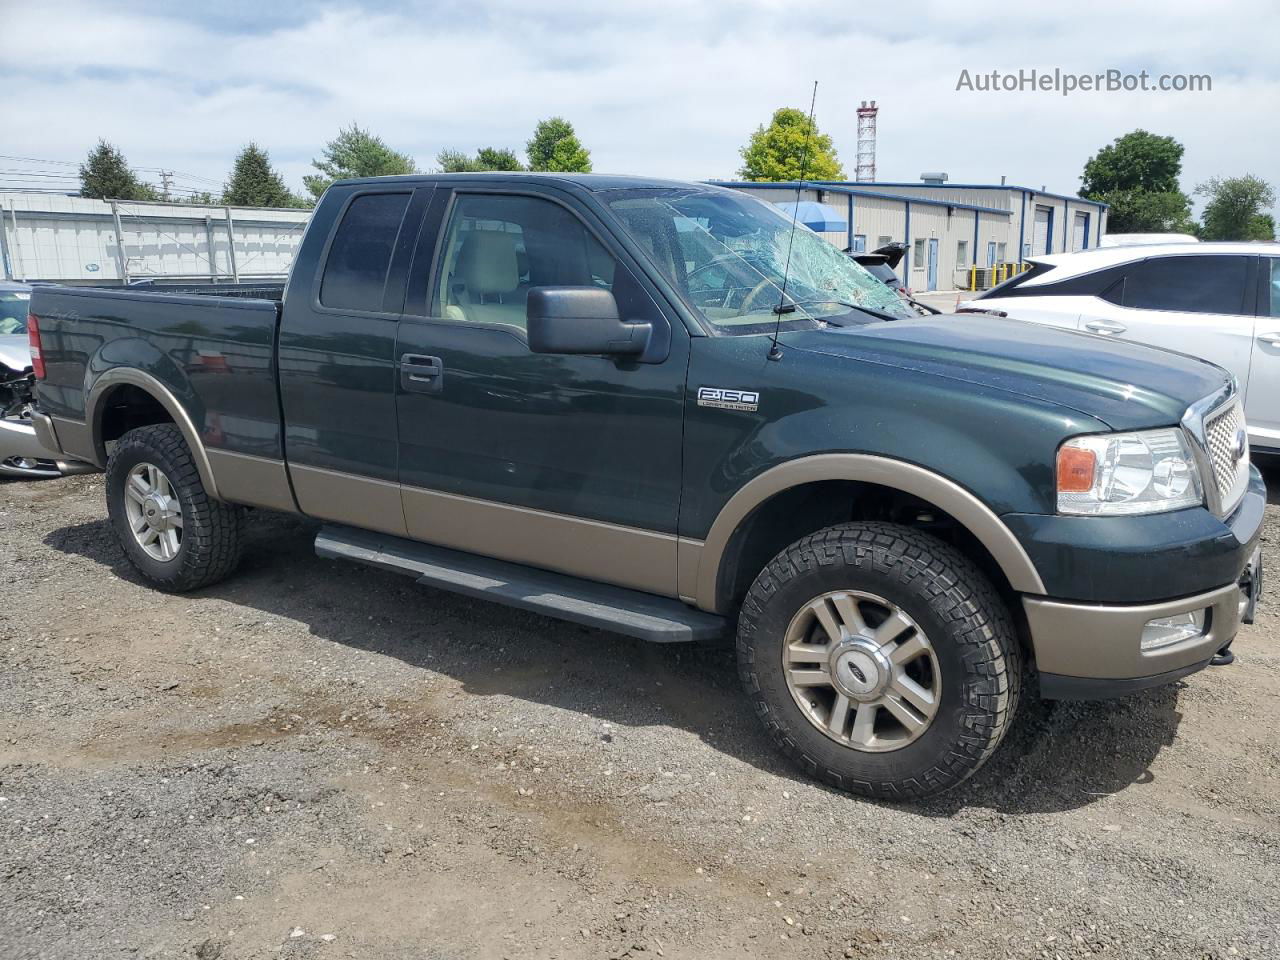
[86,368,222,500]
[691,453,1046,611]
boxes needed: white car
[961,242,1280,454]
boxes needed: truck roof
[329,172,716,192]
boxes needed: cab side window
[1118,255,1248,315]
[433,194,615,330]
[320,192,412,312]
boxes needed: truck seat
[445,230,528,329]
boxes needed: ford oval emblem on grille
[1231,428,1247,463]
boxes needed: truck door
[277,184,430,536]
[392,185,689,597]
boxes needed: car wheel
[737,521,1022,800]
[106,424,243,592]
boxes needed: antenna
[767,81,819,363]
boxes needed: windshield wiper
[791,299,908,324]
[850,305,908,323]
[904,296,941,315]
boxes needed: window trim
[311,187,419,321]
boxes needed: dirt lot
[2,467,1278,960]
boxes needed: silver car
[1,281,85,478]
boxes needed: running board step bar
[314,524,726,644]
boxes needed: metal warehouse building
[720,180,1109,293]
[0,192,310,285]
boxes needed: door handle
[400,354,443,394]
[1258,332,1280,346]
[1085,319,1127,335]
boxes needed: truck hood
[0,335,31,374]
[784,315,1228,430]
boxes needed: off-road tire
[105,424,243,592]
[737,521,1022,801]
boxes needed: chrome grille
[1203,401,1248,511]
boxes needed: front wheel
[106,424,243,592]
[737,522,1022,801]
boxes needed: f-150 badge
[697,387,760,412]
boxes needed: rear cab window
[320,192,413,312]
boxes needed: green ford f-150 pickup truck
[28,174,1265,800]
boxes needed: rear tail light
[27,314,45,380]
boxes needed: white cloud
[3,0,1277,206]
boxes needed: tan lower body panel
[676,538,703,604]
[49,416,96,465]
[290,464,407,537]
[1023,582,1241,679]
[402,485,678,597]
[206,449,297,513]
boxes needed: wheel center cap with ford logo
[829,640,894,702]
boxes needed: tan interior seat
[445,230,527,328]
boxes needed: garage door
[1072,211,1089,251]
[1033,206,1052,255]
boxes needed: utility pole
[159,170,174,202]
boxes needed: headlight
[1056,428,1203,516]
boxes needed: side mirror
[526,287,652,357]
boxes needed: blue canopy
[771,200,848,234]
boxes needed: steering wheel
[739,277,780,315]
[685,254,742,281]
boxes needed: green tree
[1079,130,1194,233]
[475,147,524,171]
[1100,190,1196,235]
[78,140,158,201]
[525,118,592,173]
[437,149,482,173]
[738,108,844,182]
[304,124,416,199]
[436,146,525,173]
[222,143,303,207]
[1196,175,1277,241]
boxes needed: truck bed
[30,283,286,463]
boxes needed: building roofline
[810,181,1109,210]
[710,181,1013,216]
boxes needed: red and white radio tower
[855,100,878,182]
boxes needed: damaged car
[1,281,91,479]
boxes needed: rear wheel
[737,522,1021,800]
[106,424,243,592]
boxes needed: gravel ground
[2,466,1278,960]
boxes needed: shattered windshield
[606,188,915,333]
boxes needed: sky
[2,0,1277,210]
